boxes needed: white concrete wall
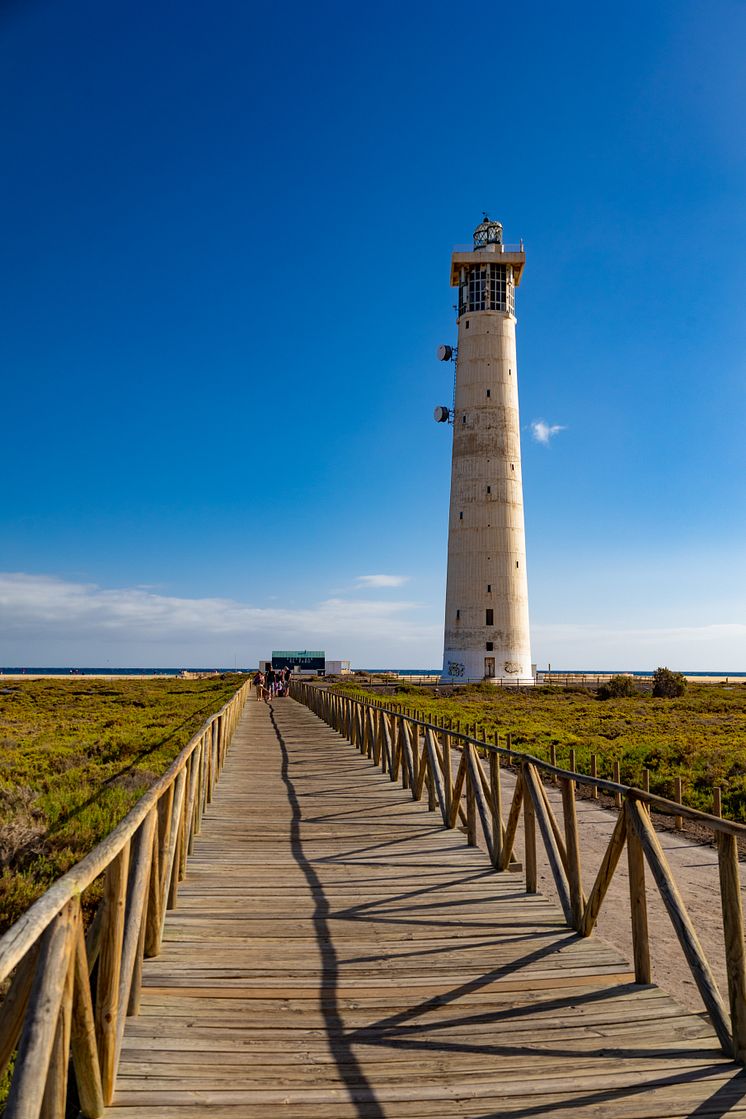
[441,305,532,683]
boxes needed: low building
[324,660,351,676]
[259,651,351,676]
[270,650,326,675]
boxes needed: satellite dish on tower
[433,406,451,423]
[437,344,453,362]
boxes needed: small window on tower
[511,463,515,471]
[487,584,491,592]
[486,609,494,626]
[465,321,470,329]
[516,561,519,569]
[456,609,460,620]
[462,415,467,423]
[486,641,493,651]
[486,485,491,494]
[486,389,491,398]
[459,511,463,520]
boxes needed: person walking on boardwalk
[252,670,265,701]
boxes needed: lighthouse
[436,216,532,684]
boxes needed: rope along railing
[292,680,746,1064]
[0,678,251,1118]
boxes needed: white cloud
[531,420,566,445]
[532,621,746,671]
[355,574,410,588]
[0,572,438,666]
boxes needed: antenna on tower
[433,344,457,424]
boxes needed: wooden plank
[102,697,737,1119]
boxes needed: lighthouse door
[484,657,495,679]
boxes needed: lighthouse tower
[437,216,532,684]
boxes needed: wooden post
[524,767,537,893]
[156,784,174,903]
[464,745,495,863]
[714,786,722,818]
[675,776,684,830]
[626,797,732,1055]
[625,799,651,983]
[447,752,467,830]
[613,760,622,808]
[443,728,452,823]
[590,754,598,799]
[523,765,572,920]
[144,822,162,958]
[6,904,75,1119]
[500,776,524,870]
[550,743,557,784]
[425,730,448,824]
[466,763,477,847]
[161,769,187,916]
[717,832,746,1061]
[127,911,147,1018]
[489,751,502,870]
[95,841,130,1104]
[561,776,584,930]
[580,809,627,936]
[40,917,75,1119]
[411,723,420,798]
[426,744,437,812]
[115,810,156,1066]
[184,745,202,860]
[70,909,105,1118]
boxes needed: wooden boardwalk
[108,698,746,1117]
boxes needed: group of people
[252,665,292,703]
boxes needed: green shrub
[652,666,688,698]
[597,675,639,700]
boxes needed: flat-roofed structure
[271,650,325,674]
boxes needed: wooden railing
[0,678,250,1118]
[292,681,746,1064]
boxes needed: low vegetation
[333,678,746,821]
[652,666,688,698]
[0,675,246,936]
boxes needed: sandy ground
[470,762,739,1016]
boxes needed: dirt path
[477,765,737,1016]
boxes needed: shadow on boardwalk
[110,699,746,1117]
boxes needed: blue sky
[1,0,745,669]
